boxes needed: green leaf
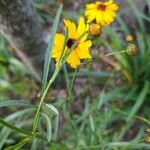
[43,103,59,116]
[42,4,63,91]
[127,82,149,121]
[0,118,33,136]
[58,28,69,63]
[42,113,52,142]
[0,107,35,149]
[5,108,35,121]
[31,139,38,150]
[0,100,33,107]
[0,128,11,150]
[42,103,59,139]
[4,136,33,150]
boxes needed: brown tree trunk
[0,0,47,81]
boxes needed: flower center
[97,4,106,11]
[67,38,75,48]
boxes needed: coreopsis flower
[85,0,119,26]
[52,17,92,69]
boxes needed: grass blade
[42,103,59,139]
[127,82,149,121]
[0,118,32,136]
[0,100,33,107]
[43,103,59,116]
[42,113,52,142]
[5,136,33,150]
[42,4,63,91]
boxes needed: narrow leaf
[0,118,32,136]
[58,28,68,63]
[0,100,33,108]
[42,113,52,142]
[42,4,63,91]
[5,136,33,150]
[43,103,59,116]
[127,82,149,121]
[42,103,59,139]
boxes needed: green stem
[68,68,78,103]
[102,50,126,57]
[83,50,126,65]
[32,66,61,133]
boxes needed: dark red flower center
[67,38,75,48]
[97,4,106,11]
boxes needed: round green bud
[126,44,138,56]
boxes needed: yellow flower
[85,0,119,26]
[52,17,92,69]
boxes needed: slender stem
[82,50,126,65]
[63,65,70,96]
[68,68,78,102]
[103,50,126,57]
[32,66,61,133]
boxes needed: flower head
[85,0,119,26]
[52,17,92,69]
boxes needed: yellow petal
[105,0,113,6]
[52,33,68,64]
[52,33,65,57]
[67,50,80,68]
[64,20,76,39]
[81,24,89,42]
[76,17,86,38]
[95,1,102,6]
[86,3,96,9]
[96,11,103,24]
[85,9,97,23]
[76,40,92,59]
[76,17,89,42]
[107,3,119,11]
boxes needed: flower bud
[126,44,138,56]
[146,136,150,143]
[146,128,150,133]
[125,35,134,42]
[89,23,101,37]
